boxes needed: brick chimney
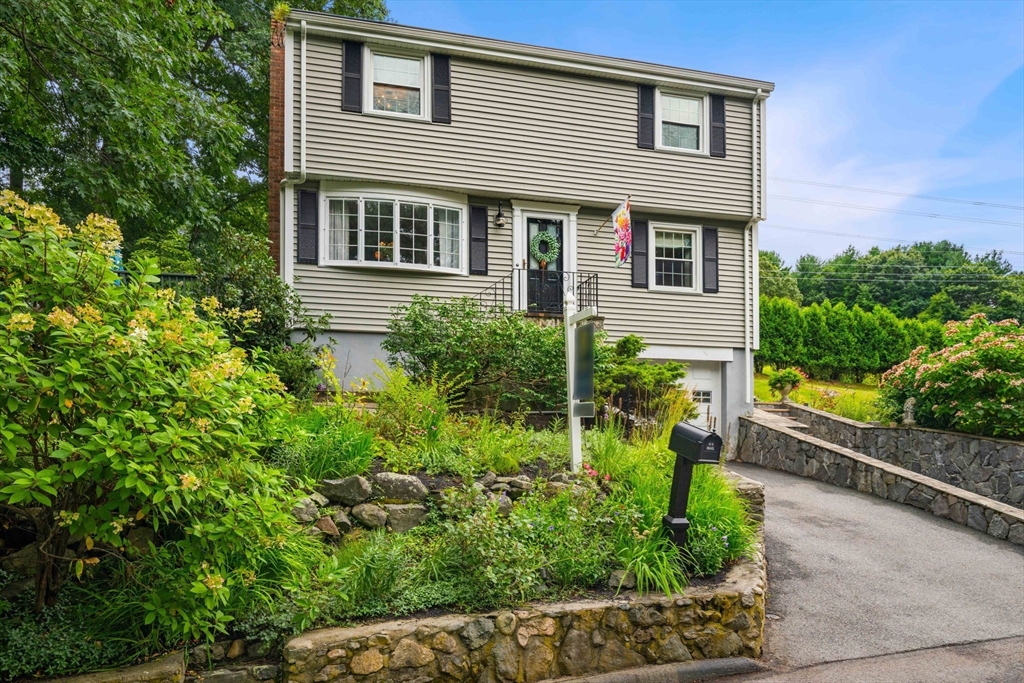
[268,16,286,273]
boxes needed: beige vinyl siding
[291,193,748,348]
[291,35,757,219]
[576,211,747,347]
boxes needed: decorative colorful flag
[612,199,631,267]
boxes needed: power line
[761,223,1024,256]
[771,195,1024,227]
[769,176,1024,211]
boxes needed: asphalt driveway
[717,462,1024,681]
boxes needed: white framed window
[656,90,709,154]
[364,49,428,119]
[322,191,466,275]
[649,223,701,293]
[693,389,713,404]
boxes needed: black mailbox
[668,422,723,464]
[663,422,723,548]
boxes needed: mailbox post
[663,422,723,548]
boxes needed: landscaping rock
[292,498,320,524]
[351,503,388,529]
[385,504,429,532]
[190,643,226,666]
[523,639,554,682]
[320,476,372,506]
[549,472,571,484]
[558,629,595,675]
[250,665,279,681]
[608,569,636,590]
[203,670,247,683]
[1,543,38,575]
[477,472,497,488]
[374,472,429,501]
[309,491,330,507]
[490,483,510,493]
[390,638,435,668]
[492,637,521,681]
[461,617,495,649]
[314,515,340,537]
[496,494,513,517]
[332,509,353,533]
[349,648,384,675]
[660,634,693,662]
[225,639,245,660]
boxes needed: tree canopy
[0,0,388,268]
[764,242,1023,322]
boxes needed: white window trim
[362,46,431,122]
[654,89,710,156]
[648,222,702,294]
[318,183,467,275]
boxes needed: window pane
[399,202,429,265]
[433,207,461,269]
[654,230,694,288]
[662,122,699,150]
[373,54,421,115]
[364,200,394,262]
[328,199,359,261]
[374,54,421,87]
[662,95,701,125]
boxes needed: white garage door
[681,361,722,434]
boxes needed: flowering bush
[767,367,806,396]
[0,192,341,644]
[879,313,1024,438]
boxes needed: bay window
[323,194,465,274]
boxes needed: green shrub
[382,295,566,410]
[595,335,689,430]
[264,341,321,399]
[879,313,1024,438]
[0,193,342,648]
[270,405,376,481]
[756,296,805,373]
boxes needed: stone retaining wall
[774,403,1024,510]
[738,412,1024,545]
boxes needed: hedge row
[758,297,944,382]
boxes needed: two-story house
[268,11,772,447]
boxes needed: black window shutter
[297,190,319,264]
[342,41,363,113]
[469,205,488,275]
[632,219,648,288]
[637,85,655,149]
[710,95,726,158]
[431,54,451,124]
[703,227,719,293]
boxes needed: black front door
[526,217,564,314]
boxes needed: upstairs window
[323,193,465,274]
[371,54,423,116]
[660,93,702,151]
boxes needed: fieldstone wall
[283,486,768,683]
[774,403,1024,509]
[738,412,1024,545]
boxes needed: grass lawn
[754,373,882,423]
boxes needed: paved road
[720,462,1024,680]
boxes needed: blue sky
[388,0,1024,269]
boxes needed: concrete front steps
[753,403,810,433]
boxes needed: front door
[526,216,564,314]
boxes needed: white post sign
[564,286,596,473]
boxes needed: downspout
[280,20,307,284]
[745,87,766,405]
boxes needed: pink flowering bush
[0,193,343,645]
[879,313,1024,438]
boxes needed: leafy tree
[918,290,960,323]
[903,318,944,353]
[850,304,880,383]
[872,305,909,373]
[756,296,804,372]
[800,302,830,379]
[759,250,802,303]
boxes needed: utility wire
[770,195,1024,227]
[769,177,1024,211]
[761,223,1024,256]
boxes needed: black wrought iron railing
[477,269,599,316]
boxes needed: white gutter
[279,20,307,284]
[744,88,767,405]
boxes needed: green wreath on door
[530,231,561,269]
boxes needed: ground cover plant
[878,314,1024,438]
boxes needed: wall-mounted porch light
[494,200,507,228]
